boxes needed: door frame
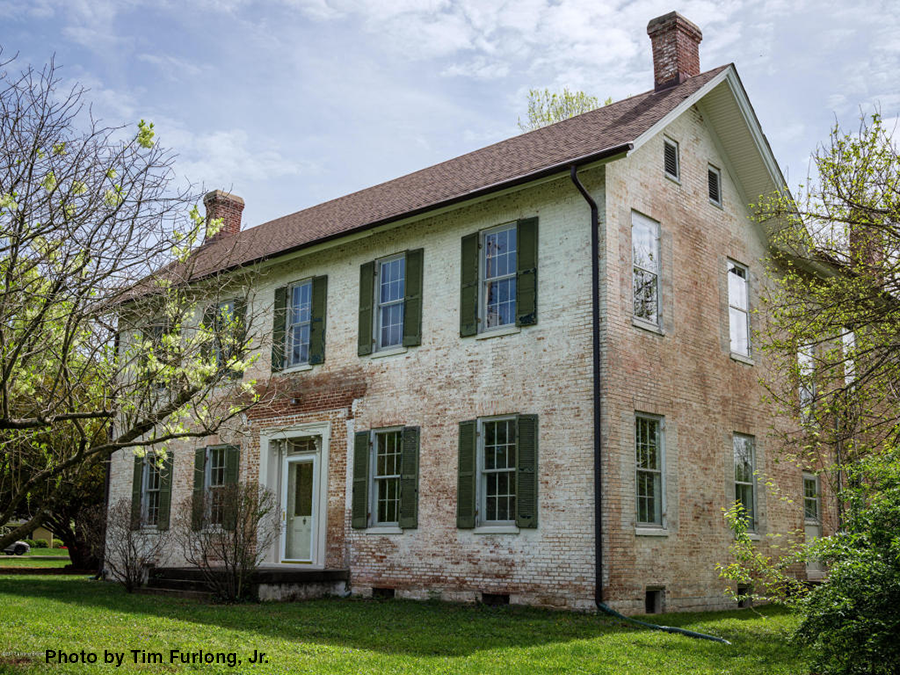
[259,421,330,569]
[281,453,318,564]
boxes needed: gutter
[569,163,729,646]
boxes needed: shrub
[23,539,37,547]
[95,499,170,592]
[33,539,49,548]
[52,541,65,549]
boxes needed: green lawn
[0,576,808,675]
[24,548,70,557]
[0,557,70,568]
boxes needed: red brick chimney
[202,190,244,244]
[647,12,703,92]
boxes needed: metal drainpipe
[569,164,729,645]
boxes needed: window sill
[709,199,724,210]
[730,352,754,366]
[473,525,520,535]
[635,526,668,537]
[281,363,313,374]
[665,173,681,186]
[746,532,761,541]
[368,346,408,360]
[366,526,403,535]
[475,325,520,340]
[632,317,665,335]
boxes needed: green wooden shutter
[457,420,477,528]
[358,262,375,356]
[131,455,143,530]
[516,217,538,327]
[516,414,539,528]
[192,448,206,531]
[399,426,420,529]
[460,233,479,337]
[403,249,424,347]
[157,453,174,531]
[309,276,327,365]
[222,445,240,530]
[271,286,287,372]
[201,304,217,363]
[229,298,246,379]
[351,431,370,529]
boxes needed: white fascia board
[628,65,787,194]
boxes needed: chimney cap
[203,189,245,206]
[647,11,702,40]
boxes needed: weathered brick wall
[601,105,816,613]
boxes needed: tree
[0,51,268,552]
[518,88,612,132]
[717,113,900,674]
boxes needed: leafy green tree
[518,88,612,132]
[0,52,265,552]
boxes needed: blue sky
[2,0,896,229]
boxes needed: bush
[95,499,170,592]
[52,541,65,549]
[23,539,37,547]
[33,539,49,548]
[792,450,900,675]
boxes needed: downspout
[569,164,730,646]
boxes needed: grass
[24,548,70,557]
[0,575,808,675]
[0,557,71,568]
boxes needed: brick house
[109,11,828,613]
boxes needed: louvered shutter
[399,426,420,529]
[309,276,327,365]
[358,262,375,356]
[130,455,143,530]
[157,453,174,531]
[459,234,479,337]
[192,448,206,531]
[516,217,538,327]
[229,298,246,378]
[403,249,424,347]
[351,431,370,529]
[271,286,287,372]
[201,304,217,363]
[457,420,477,528]
[222,446,240,530]
[515,415,538,528]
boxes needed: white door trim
[281,453,318,564]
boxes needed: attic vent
[663,139,679,181]
[708,165,722,205]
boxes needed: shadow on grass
[0,576,799,663]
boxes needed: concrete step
[146,577,210,592]
[136,587,213,601]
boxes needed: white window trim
[798,345,816,417]
[285,278,313,369]
[140,454,161,529]
[213,299,236,369]
[478,222,518,333]
[708,164,723,207]
[842,330,856,385]
[733,434,757,532]
[803,473,820,524]
[374,253,406,352]
[631,211,662,328]
[663,137,680,183]
[205,446,228,528]
[635,413,666,529]
[476,414,517,527]
[728,259,751,358]
[368,427,403,528]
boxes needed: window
[842,330,856,384]
[803,474,820,522]
[456,415,538,530]
[272,276,328,372]
[206,447,227,527]
[351,427,419,530]
[143,457,162,527]
[203,299,245,376]
[131,452,172,531]
[708,165,722,205]
[635,415,664,526]
[664,138,680,181]
[141,322,170,389]
[459,218,538,337]
[286,280,312,367]
[480,417,517,524]
[213,300,235,368]
[375,256,405,350]
[798,345,815,417]
[632,212,661,326]
[373,430,402,525]
[482,224,517,330]
[733,434,756,529]
[728,261,750,356]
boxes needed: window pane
[632,220,658,272]
[633,270,658,323]
[380,303,404,348]
[482,419,517,523]
[728,266,748,310]
[730,308,749,355]
[485,277,516,328]
[733,436,754,483]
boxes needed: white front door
[282,455,317,563]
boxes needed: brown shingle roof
[188,65,729,278]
